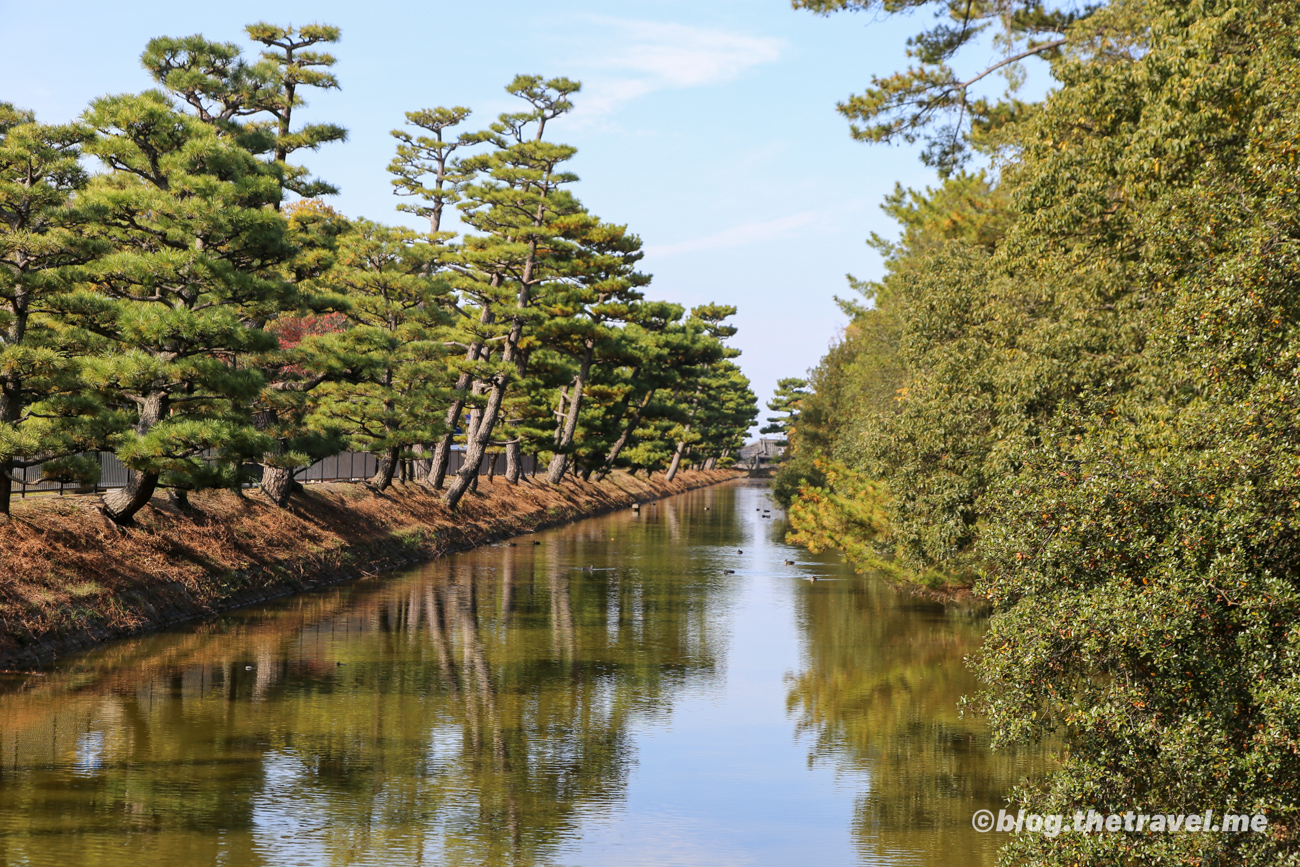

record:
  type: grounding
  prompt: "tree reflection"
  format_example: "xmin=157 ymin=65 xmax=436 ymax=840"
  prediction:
xmin=786 ymin=576 xmax=1053 ymax=867
xmin=0 ymin=518 xmax=726 ymax=867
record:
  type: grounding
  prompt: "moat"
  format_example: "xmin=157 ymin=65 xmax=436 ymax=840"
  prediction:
xmin=0 ymin=481 xmax=1044 ymax=866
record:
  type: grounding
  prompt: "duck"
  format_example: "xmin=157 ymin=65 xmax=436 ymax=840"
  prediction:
xmin=784 ymin=559 xmax=795 ymax=565
xmin=723 ymin=569 xmax=736 ymax=574
xmin=737 ymin=549 xmax=744 ymax=554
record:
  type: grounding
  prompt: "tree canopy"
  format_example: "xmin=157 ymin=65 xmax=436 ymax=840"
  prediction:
xmin=779 ymin=0 xmax=1300 ymax=861
xmin=0 ymin=23 xmax=758 ymax=522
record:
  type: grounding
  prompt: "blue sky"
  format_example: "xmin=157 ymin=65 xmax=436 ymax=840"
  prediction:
xmin=0 ymin=0 xmax=947 ymax=432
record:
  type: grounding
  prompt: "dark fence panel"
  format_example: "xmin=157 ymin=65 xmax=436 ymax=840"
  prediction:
xmin=11 ymin=449 xmax=540 ymax=498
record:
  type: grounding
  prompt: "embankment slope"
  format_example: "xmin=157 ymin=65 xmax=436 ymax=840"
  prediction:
xmin=0 ymin=470 xmax=735 ymax=669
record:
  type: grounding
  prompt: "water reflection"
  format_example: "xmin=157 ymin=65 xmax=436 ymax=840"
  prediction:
xmin=0 ymin=482 xmax=1045 ymax=866
xmin=785 ymin=546 xmax=1052 ymax=866
xmin=0 ymin=502 xmax=731 ymax=867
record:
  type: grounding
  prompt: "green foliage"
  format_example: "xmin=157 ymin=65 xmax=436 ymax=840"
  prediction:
xmin=793 ymin=0 xmax=1090 ymax=172
xmin=796 ymin=0 xmax=1300 ymax=862
xmin=66 ymin=89 xmax=301 ymax=518
xmin=787 ymin=460 xmax=892 ymax=575
xmin=0 ymin=104 xmax=109 ymax=512
xmin=142 ymin=22 xmax=347 ymax=197
xmin=389 ymin=106 xmax=480 ymax=232
xmin=759 ymin=376 xmax=807 ymax=448
xmin=310 ymin=220 xmax=454 ymax=489
xmin=5 ymin=30 xmax=756 ymax=524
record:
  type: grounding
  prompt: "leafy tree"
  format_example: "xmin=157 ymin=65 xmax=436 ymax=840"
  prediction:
xmin=540 ymin=215 xmax=649 ymax=483
xmin=663 ymin=305 xmax=741 ymax=482
xmin=243 ymin=22 xmax=347 ymax=197
xmin=690 ymin=360 xmax=758 ymax=469
xmin=254 ymin=200 xmax=353 ymax=505
xmin=388 ymin=105 xmax=489 ymax=490
xmin=968 ymin=1 xmax=1300 ymax=862
xmin=142 ymin=24 xmax=352 ymax=505
xmin=759 ymin=376 xmax=808 ymax=449
xmin=442 ymin=75 xmax=582 ymax=508
xmin=309 ymin=220 xmax=453 ymax=491
xmin=793 ymin=0 xmax=1093 ymax=172
xmin=67 ymin=91 xmax=299 ymax=523
xmin=0 ymin=105 xmax=107 ymax=515
xmin=389 ymin=106 xmax=479 ymax=232
xmin=581 ymin=302 xmax=685 ymax=480
xmin=782 ymin=170 xmax=1027 ymax=581
xmin=797 ymin=0 xmax=1300 ymax=864
xmin=142 ymin=23 xmax=347 ymax=198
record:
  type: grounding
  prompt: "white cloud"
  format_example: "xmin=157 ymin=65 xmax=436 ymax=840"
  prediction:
xmin=645 ymin=212 xmax=819 ymax=258
xmin=573 ymin=19 xmax=785 ymax=119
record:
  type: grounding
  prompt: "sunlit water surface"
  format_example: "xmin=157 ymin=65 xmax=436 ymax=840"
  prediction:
xmin=0 ymin=481 xmax=1046 ymax=866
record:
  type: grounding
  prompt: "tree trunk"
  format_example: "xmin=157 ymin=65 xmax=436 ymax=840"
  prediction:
xmin=704 ymin=455 xmax=718 ymax=471
xmin=0 ymin=383 xmax=15 ymax=516
xmin=663 ymin=387 xmax=701 ymax=484
xmin=447 ymin=224 xmax=536 ymax=507
xmin=411 ymin=443 xmax=432 ymax=484
xmin=102 ymin=466 xmax=160 ymax=524
xmin=428 ymin=298 xmax=494 ymax=490
xmin=594 ymin=388 xmax=656 ymax=482
xmin=444 ymin=376 xmax=508 ymax=509
xmin=370 ymin=445 xmax=401 ymax=491
xmin=664 ymin=432 xmax=689 ymax=483
xmin=0 ymin=297 xmax=29 ymax=517
xmin=102 ymin=391 xmax=167 ymax=524
xmin=261 ymin=464 xmax=298 ymax=507
xmin=505 ymin=442 xmax=521 ymax=483
xmin=546 ymin=345 xmax=593 ymax=484
xmin=427 ymin=435 xmax=456 ymax=491
xmin=256 ymin=410 xmax=301 ymax=508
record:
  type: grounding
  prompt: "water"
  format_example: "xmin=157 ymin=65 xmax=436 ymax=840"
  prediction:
xmin=0 ymin=481 xmax=1046 ymax=866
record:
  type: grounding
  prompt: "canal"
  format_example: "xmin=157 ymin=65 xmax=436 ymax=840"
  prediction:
xmin=0 ymin=480 xmax=1045 ymax=866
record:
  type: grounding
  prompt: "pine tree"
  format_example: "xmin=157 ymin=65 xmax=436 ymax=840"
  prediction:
xmin=388 ymin=105 xmax=485 ymax=489
xmin=581 ymin=302 xmax=683 ymax=480
xmin=442 ymin=75 xmax=582 ymax=508
xmin=541 ymin=215 xmax=649 ymax=483
xmin=69 ymin=91 xmax=299 ymax=523
xmin=243 ymin=22 xmax=347 ymax=197
xmin=254 ymin=200 xmax=353 ymax=505
xmin=792 ymin=0 xmax=1090 ymax=173
xmin=665 ymin=305 xmax=740 ymax=482
xmin=759 ymin=377 xmax=808 ymax=450
xmin=309 ymin=220 xmax=453 ymax=491
xmin=0 ymin=105 xmax=107 ymax=515
xmin=141 ymin=23 xmax=349 ymax=197
xmin=695 ymin=361 xmax=759 ymax=468
xmin=143 ymin=23 xmax=351 ymax=505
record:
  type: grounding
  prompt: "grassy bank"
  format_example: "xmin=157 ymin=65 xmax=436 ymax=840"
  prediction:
xmin=0 ymin=470 xmax=737 ymax=670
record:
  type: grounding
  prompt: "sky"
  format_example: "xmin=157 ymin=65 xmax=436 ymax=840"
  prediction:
xmin=0 ymin=0 xmax=947 ymax=435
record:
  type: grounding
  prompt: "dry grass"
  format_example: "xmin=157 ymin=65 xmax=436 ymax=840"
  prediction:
xmin=0 ymin=469 xmax=736 ymax=669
